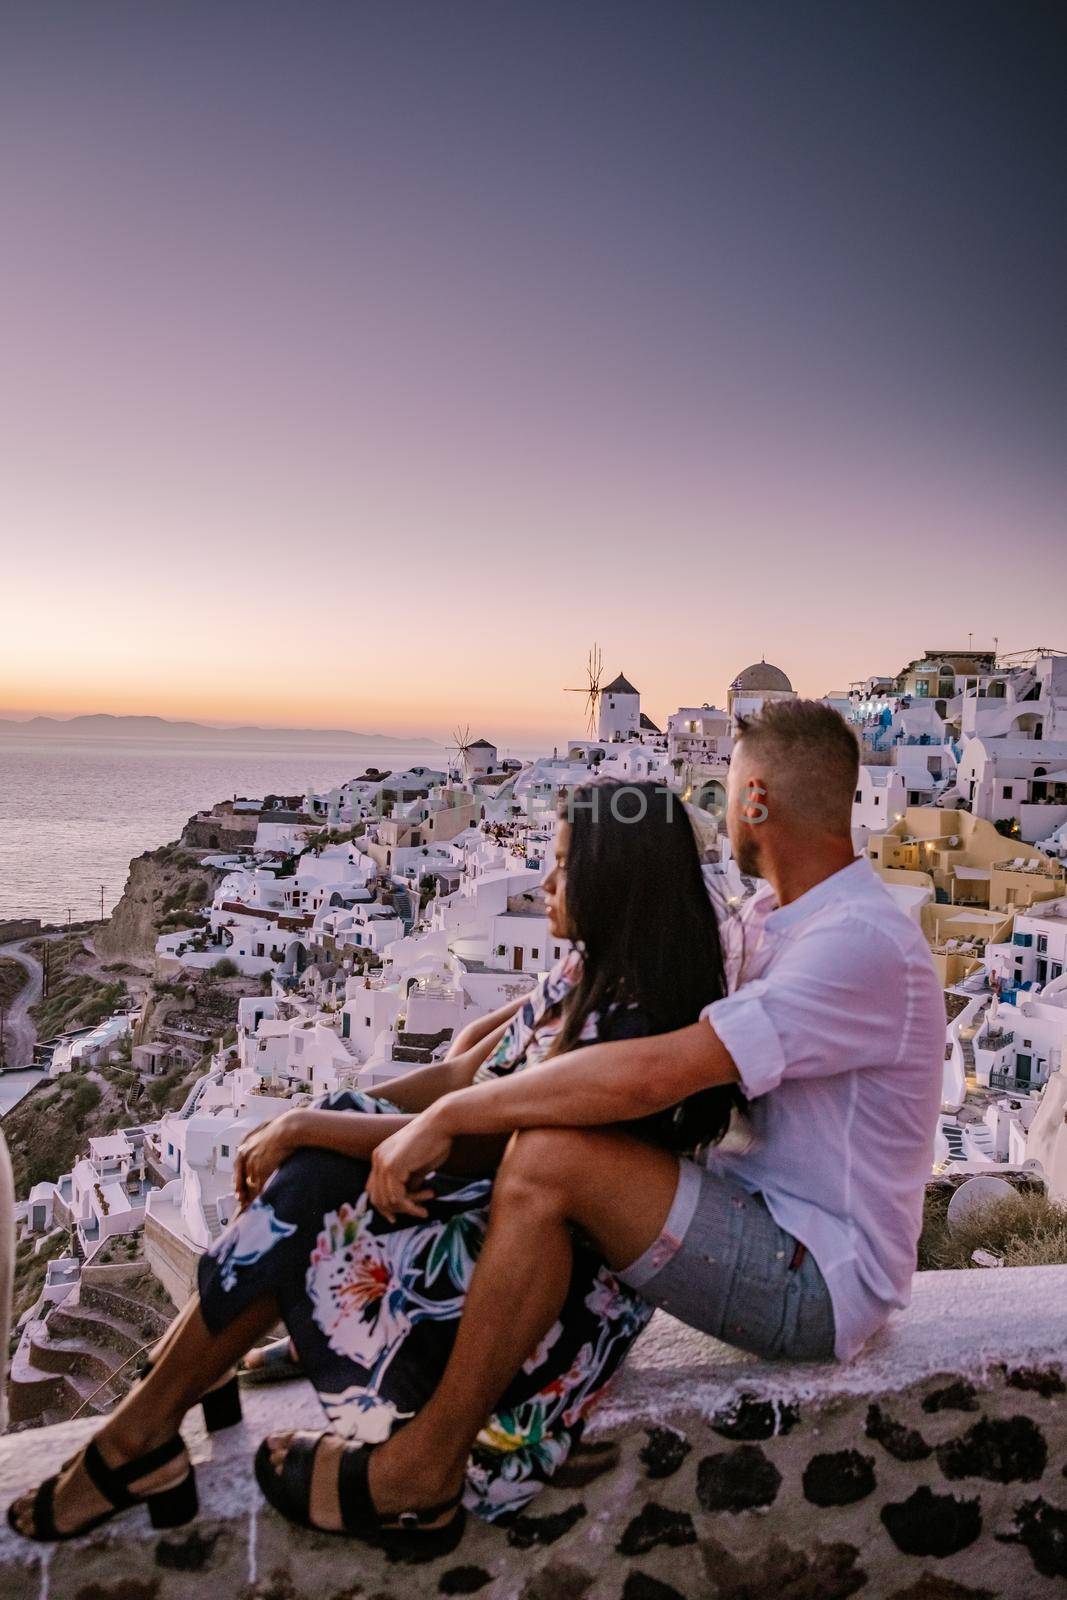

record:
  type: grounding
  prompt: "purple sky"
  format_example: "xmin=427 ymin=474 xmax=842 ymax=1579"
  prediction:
xmin=2 ymin=1 xmax=1065 ymax=740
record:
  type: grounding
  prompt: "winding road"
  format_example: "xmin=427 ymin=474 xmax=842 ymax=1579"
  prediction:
xmin=0 ymin=939 xmax=45 ymax=1070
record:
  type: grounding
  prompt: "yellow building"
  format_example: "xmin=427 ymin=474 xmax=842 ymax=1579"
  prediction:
xmin=868 ymin=807 xmax=1065 ymax=983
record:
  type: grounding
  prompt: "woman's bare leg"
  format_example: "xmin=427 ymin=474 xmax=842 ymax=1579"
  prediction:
xmin=109 ymin=1293 xmax=281 ymax=1453
xmin=9 ymin=1293 xmax=280 ymax=1536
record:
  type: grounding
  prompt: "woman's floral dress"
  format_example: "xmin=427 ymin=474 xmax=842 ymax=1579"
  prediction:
xmin=197 ymin=954 xmax=654 ymax=1521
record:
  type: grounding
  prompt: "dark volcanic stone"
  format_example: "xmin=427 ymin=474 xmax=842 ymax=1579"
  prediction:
xmin=697 ymin=1444 xmax=782 ymax=1512
xmin=936 ymin=1414 xmax=1048 ymax=1483
xmin=865 ymin=1401 xmax=933 ymax=1462
xmin=639 ymin=1426 xmax=691 ymax=1479
xmin=710 ymin=1393 xmax=799 ymax=1439
xmin=621 ymin=1575 xmax=687 ymax=1600
xmin=880 ymin=1486 xmax=982 ymax=1558
xmin=75 ymin=1585 xmax=162 ymax=1600
xmin=700 ymin=1535 xmax=866 ymax=1600
xmin=439 ymin=1568 xmax=493 ymax=1595
xmin=244 ymin=1572 xmax=295 ymax=1600
xmin=555 ymin=1439 xmax=621 ymax=1488
xmin=802 ymin=1450 xmax=877 ymax=1507
xmin=616 ymin=1502 xmax=697 ymax=1557
xmin=922 ymin=1380 xmax=979 ymax=1413
xmin=887 ymin=1579 xmax=995 ymax=1600
xmin=155 ymin=1529 xmax=220 ymax=1571
xmin=506 ymin=1502 xmax=587 ymax=1549
xmin=998 ymin=1497 xmax=1067 ymax=1579
xmin=521 ymin=1564 xmax=595 ymax=1600
xmin=1006 ymin=1365 xmax=1066 ymax=1397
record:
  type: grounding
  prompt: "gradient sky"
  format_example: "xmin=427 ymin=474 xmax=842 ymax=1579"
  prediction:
xmin=2 ymin=1 xmax=1065 ymax=742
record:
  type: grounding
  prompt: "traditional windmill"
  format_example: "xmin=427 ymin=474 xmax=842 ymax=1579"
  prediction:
xmin=450 ymin=724 xmax=475 ymax=780
xmin=565 ymin=644 xmax=604 ymax=738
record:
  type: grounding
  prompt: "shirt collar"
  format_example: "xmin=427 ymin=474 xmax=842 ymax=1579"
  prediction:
xmin=762 ymin=856 xmax=875 ymax=933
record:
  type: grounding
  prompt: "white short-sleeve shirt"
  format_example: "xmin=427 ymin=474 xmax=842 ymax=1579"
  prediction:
xmin=703 ymin=857 xmax=945 ymax=1360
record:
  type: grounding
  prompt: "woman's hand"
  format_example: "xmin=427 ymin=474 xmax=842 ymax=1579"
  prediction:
xmin=233 ymin=1111 xmax=304 ymax=1210
xmin=368 ymin=1106 xmax=453 ymax=1222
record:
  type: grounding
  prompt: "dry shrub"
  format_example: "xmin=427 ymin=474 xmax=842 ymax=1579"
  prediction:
xmin=920 ymin=1188 xmax=1067 ymax=1271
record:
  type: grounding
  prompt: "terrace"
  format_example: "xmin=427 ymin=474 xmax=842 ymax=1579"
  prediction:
xmin=989 ymin=1069 xmax=1037 ymax=1094
xmin=977 ymin=1028 xmax=1015 ymax=1052
xmin=994 ymin=858 xmax=1059 ymax=877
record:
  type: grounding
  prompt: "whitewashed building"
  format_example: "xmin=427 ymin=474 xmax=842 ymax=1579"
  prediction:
xmin=956 ymin=738 xmax=1067 ymax=843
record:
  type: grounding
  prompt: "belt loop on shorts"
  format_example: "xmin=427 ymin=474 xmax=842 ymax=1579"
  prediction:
xmin=788 ymin=1241 xmax=807 ymax=1271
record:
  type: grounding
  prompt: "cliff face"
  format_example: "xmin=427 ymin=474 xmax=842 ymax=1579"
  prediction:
xmin=94 ymin=841 xmax=224 ymax=963
xmin=4 ymin=1072 xmax=127 ymax=1193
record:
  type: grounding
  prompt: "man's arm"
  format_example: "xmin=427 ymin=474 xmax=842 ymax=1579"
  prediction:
xmin=436 ymin=1020 xmax=738 ymax=1136
xmin=367 ymin=1021 xmax=738 ymax=1217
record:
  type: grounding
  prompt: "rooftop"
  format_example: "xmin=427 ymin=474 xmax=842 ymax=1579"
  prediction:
xmin=731 ymin=658 xmax=793 ymax=693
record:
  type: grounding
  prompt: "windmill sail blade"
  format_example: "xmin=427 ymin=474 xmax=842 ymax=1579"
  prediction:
xmin=451 ymin=724 xmax=474 ymax=773
xmin=566 ymin=643 xmax=604 ymax=738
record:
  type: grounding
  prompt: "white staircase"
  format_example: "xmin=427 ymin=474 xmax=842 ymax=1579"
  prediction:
xmin=201 ymin=1200 xmax=224 ymax=1241
xmin=940 ymin=1120 xmax=967 ymax=1162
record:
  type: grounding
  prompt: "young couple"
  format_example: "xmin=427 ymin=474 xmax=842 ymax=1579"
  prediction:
xmin=9 ymin=700 xmax=944 ymax=1557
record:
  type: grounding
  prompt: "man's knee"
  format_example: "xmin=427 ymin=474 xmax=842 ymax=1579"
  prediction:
xmin=494 ymin=1127 xmax=596 ymax=1207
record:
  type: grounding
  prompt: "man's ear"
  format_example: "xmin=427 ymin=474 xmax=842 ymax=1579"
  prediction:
xmin=742 ymin=775 xmax=768 ymax=825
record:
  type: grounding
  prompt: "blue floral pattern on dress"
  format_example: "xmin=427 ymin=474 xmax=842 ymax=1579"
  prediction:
xmin=206 ymin=1197 xmax=298 ymax=1292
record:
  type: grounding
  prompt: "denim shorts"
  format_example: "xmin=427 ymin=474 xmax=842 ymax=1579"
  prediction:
xmin=617 ymin=1158 xmax=836 ymax=1362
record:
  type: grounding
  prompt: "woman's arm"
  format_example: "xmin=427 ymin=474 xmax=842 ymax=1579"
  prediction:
xmin=383 ymin=1017 xmax=514 ymax=1111
xmin=234 ymin=1107 xmax=411 ymax=1206
xmin=444 ymin=994 xmax=526 ymax=1060
xmin=286 ymin=1109 xmax=504 ymax=1177
xmin=234 ymin=1014 xmax=519 ymax=1205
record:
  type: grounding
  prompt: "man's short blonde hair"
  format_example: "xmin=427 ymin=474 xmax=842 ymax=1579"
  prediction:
xmin=735 ymin=699 xmax=860 ymax=832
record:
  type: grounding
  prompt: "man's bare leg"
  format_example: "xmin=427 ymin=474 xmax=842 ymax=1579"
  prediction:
xmin=267 ymin=1127 xmax=680 ymax=1524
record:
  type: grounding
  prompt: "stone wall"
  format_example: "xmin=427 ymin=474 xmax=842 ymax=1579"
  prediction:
xmin=181 ymin=817 xmax=259 ymax=851
xmin=1 ymin=1266 xmax=1066 ymax=1599
xmin=0 ymin=919 xmax=42 ymax=944
xmin=142 ymin=1212 xmax=201 ymax=1307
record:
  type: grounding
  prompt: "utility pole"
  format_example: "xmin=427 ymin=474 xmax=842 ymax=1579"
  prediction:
xmin=100 ymin=884 xmax=106 ymax=922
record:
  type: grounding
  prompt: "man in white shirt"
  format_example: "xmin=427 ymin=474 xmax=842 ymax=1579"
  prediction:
xmin=317 ymin=701 xmax=946 ymax=1524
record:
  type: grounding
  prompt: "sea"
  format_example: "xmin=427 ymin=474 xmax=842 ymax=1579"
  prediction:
xmin=0 ymin=730 xmax=492 ymax=925
xmin=0 ymin=1071 xmax=40 ymax=1117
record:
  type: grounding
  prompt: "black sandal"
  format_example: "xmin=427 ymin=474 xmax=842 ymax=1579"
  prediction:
xmin=238 ymin=1337 xmax=306 ymax=1387
xmin=8 ymin=1435 xmax=197 ymax=1543
xmin=253 ymin=1432 xmax=466 ymax=1558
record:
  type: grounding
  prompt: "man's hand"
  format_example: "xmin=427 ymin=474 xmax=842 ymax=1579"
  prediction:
xmin=233 ymin=1111 xmax=304 ymax=1210
xmin=368 ymin=1106 xmax=452 ymax=1222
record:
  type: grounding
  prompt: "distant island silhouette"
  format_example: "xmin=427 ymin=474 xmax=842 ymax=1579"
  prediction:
xmin=0 ymin=713 xmax=441 ymax=745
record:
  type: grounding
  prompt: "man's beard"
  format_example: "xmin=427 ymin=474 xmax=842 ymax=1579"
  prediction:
xmin=733 ymin=831 xmax=761 ymax=877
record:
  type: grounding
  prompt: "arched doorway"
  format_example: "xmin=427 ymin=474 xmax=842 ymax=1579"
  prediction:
xmin=694 ymin=780 xmax=727 ymax=819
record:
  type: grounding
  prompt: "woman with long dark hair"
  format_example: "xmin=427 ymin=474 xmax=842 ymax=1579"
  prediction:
xmin=10 ymin=781 xmax=740 ymax=1552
